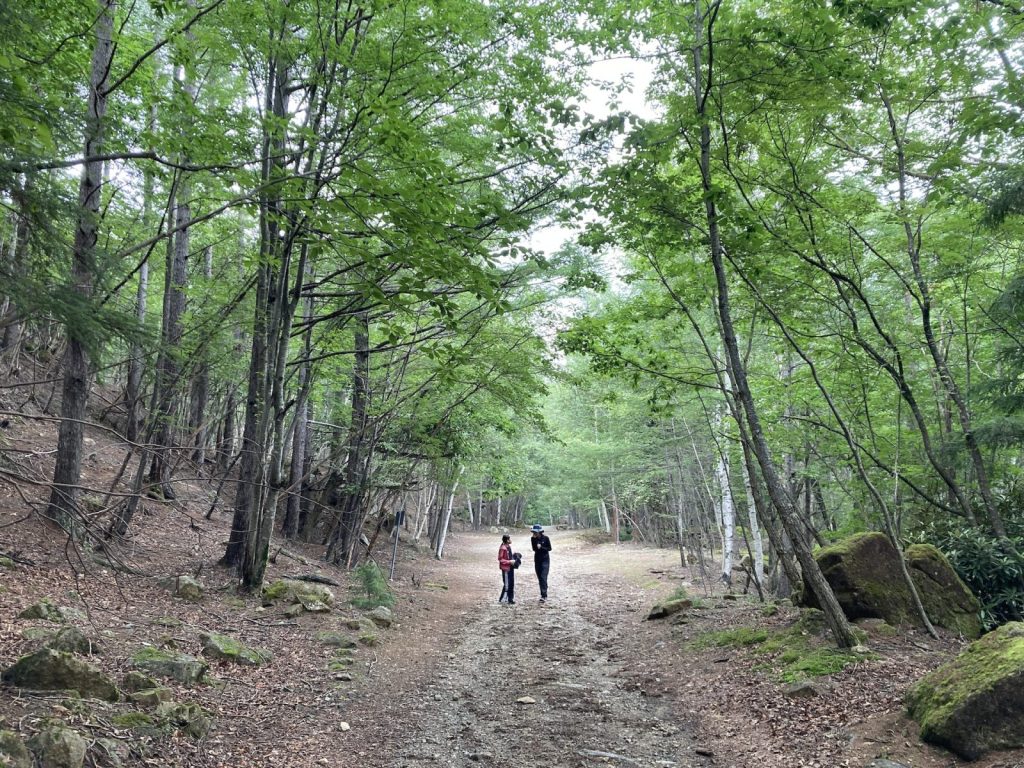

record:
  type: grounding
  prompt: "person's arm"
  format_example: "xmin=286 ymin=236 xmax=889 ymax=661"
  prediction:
xmin=531 ymin=537 xmax=539 ymax=552
xmin=544 ymin=536 xmax=552 ymax=552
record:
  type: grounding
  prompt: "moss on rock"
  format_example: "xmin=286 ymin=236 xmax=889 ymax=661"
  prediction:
xmin=907 ymin=621 xmax=1024 ymax=759
xmin=28 ymin=724 xmax=87 ymax=768
xmin=131 ymin=647 xmax=207 ymax=686
xmin=2 ymin=649 xmax=118 ymax=701
xmin=199 ymin=633 xmax=271 ymax=667
xmin=807 ymin=533 xmax=982 ymax=637
xmin=0 ymin=729 xmax=31 ymax=768
xmin=905 ymin=544 xmax=982 ymax=639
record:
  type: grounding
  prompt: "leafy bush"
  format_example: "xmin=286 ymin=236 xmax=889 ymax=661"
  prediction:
xmin=926 ymin=527 xmax=1024 ymax=630
xmin=915 ymin=497 xmax=1024 ymax=631
xmin=351 ymin=561 xmax=394 ymax=610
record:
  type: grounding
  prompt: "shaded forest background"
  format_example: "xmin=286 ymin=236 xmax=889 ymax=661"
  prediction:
xmin=2 ymin=0 xmax=1024 ymax=636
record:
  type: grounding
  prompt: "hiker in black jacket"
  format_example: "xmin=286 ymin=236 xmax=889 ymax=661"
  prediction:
xmin=530 ymin=524 xmax=552 ymax=603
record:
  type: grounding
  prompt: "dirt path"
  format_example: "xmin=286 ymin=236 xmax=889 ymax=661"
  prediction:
xmin=348 ymin=531 xmax=708 ymax=768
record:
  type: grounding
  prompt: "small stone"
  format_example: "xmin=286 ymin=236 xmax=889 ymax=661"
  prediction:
xmin=316 ymin=632 xmax=357 ymax=649
xmin=367 ymin=606 xmax=394 ymax=628
xmin=333 ymin=672 xmax=353 ymax=681
xmin=0 ymin=556 xmax=15 ymax=569
xmin=869 ymin=761 xmax=910 ymax=768
xmin=128 ymin=687 xmax=174 ymax=707
xmin=516 ymin=696 xmax=536 ymax=705
xmin=159 ymin=575 xmax=204 ymax=602
xmin=121 ymin=671 xmax=157 ymax=693
xmin=200 ymin=632 xmax=271 ymax=667
xmin=131 ymin=647 xmax=207 ymax=686
xmin=339 ymin=722 xmax=351 ymax=732
xmin=2 ymin=649 xmax=118 ymax=700
xmin=783 ymin=681 xmax=827 ymax=699
xmin=47 ymin=627 xmax=101 ymax=656
xmin=18 ymin=599 xmax=65 ymax=623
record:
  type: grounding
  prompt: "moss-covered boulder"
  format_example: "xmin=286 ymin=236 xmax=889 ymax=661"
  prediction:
xmin=907 ymin=622 xmax=1024 ymax=759
xmin=261 ymin=579 xmax=335 ymax=608
xmin=316 ymin=632 xmax=357 ymax=649
xmin=159 ymin=575 xmax=204 ymax=603
xmin=47 ymin=627 xmax=101 ymax=656
xmin=345 ymin=616 xmax=377 ymax=633
xmin=199 ymin=633 xmax=270 ymax=667
xmin=806 ymin=532 xmax=915 ymax=624
xmin=0 ymin=556 xmax=15 ymax=569
xmin=110 ymin=712 xmax=168 ymax=738
xmin=155 ymin=701 xmax=212 ymax=739
xmin=18 ymin=599 xmax=66 ymax=623
xmin=28 ymin=725 xmax=87 ymax=768
xmin=120 ymin=670 xmax=157 ymax=693
xmin=905 ymin=544 xmax=982 ymax=639
xmin=131 ymin=647 xmax=207 ymax=686
xmin=806 ymin=533 xmax=981 ymax=636
xmin=127 ymin=687 xmax=174 ymax=707
xmin=367 ymin=606 xmax=394 ymax=628
xmin=646 ymin=597 xmax=692 ymax=620
xmin=0 ymin=729 xmax=32 ymax=768
xmin=2 ymin=649 xmax=118 ymax=701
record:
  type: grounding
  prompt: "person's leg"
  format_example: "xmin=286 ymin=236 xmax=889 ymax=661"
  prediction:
xmin=500 ymin=571 xmax=508 ymax=602
xmin=538 ymin=560 xmax=549 ymax=600
xmin=508 ymin=569 xmax=515 ymax=603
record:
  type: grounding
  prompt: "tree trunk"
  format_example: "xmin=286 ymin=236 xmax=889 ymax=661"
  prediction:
xmin=327 ymin=309 xmax=372 ymax=567
xmin=434 ymin=465 xmax=464 ymax=559
xmin=189 ymin=245 xmax=213 ymax=465
xmin=692 ymin=0 xmax=856 ymax=647
xmin=46 ymin=0 xmax=116 ymax=530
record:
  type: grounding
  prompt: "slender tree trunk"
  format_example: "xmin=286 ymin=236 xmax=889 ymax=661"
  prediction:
xmin=715 ymin=432 xmax=735 ymax=583
xmin=47 ymin=0 xmax=116 ymax=530
xmin=434 ymin=465 xmax=464 ymax=559
xmin=1 ymin=177 xmax=31 ymax=357
xmin=327 ymin=309 xmax=371 ymax=566
xmin=881 ymin=92 xmax=1005 ymax=539
xmin=692 ymin=0 xmax=855 ymax=647
xmin=188 ymin=245 xmax=213 ymax=465
xmin=284 ymin=273 xmax=313 ymax=539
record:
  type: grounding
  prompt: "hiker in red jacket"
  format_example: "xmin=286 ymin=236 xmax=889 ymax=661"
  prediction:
xmin=498 ymin=534 xmax=516 ymax=604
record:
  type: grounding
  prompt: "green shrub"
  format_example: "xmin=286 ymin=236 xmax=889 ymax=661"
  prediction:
xmin=916 ymin=512 xmax=1024 ymax=630
xmin=351 ymin=562 xmax=394 ymax=610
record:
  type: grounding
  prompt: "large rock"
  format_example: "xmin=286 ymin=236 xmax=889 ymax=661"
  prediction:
xmin=905 ymin=544 xmax=982 ymax=639
xmin=262 ymin=579 xmax=335 ymax=608
xmin=159 ymin=575 xmax=204 ymax=602
xmin=806 ymin=533 xmax=981 ymax=635
xmin=28 ymin=725 xmax=87 ymax=768
xmin=0 ymin=729 xmax=31 ymax=768
xmin=2 ymin=649 xmax=118 ymax=701
xmin=907 ymin=622 xmax=1024 ymax=759
xmin=18 ymin=599 xmax=69 ymax=623
xmin=199 ymin=633 xmax=271 ymax=667
xmin=47 ymin=627 xmax=102 ymax=656
xmin=131 ymin=647 xmax=207 ymax=686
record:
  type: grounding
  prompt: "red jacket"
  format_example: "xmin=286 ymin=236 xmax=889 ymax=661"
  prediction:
xmin=498 ymin=543 xmax=515 ymax=572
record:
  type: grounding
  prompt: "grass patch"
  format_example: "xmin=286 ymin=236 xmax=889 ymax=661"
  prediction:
xmin=691 ymin=616 xmax=872 ymax=683
xmin=778 ymin=647 xmax=860 ymax=682
xmin=693 ymin=627 xmax=770 ymax=648
xmin=351 ymin=562 xmax=394 ymax=610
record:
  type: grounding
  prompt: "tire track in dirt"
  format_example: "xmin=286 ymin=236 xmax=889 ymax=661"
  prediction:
xmin=356 ymin=532 xmax=711 ymax=768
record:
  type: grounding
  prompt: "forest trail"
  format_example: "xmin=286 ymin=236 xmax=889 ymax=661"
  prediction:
xmin=349 ymin=531 xmax=709 ymax=768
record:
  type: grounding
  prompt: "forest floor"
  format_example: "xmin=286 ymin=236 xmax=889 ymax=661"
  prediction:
xmin=1 ymin=382 xmax=1023 ymax=767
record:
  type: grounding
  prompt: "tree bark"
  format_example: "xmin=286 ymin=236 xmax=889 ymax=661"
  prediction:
xmin=47 ymin=0 xmax=116 ymax=530
xmin=691 ymin=0 xmax=856 ymax=647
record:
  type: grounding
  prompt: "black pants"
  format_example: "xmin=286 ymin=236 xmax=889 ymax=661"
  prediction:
xmin=500 ymin=569 xmax=515 ymax=603
xmin=535 ymin=559 xmax=549 ymax=599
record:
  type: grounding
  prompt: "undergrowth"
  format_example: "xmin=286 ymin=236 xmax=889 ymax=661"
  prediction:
xmin=692 ymin=613 xmax=869 ymax=682
xmin=351 ymin=561 xmax=394 ymax=609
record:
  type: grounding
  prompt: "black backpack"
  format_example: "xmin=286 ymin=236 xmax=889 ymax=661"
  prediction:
xmin=512 ymin=552 xmax=522 ymax=569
